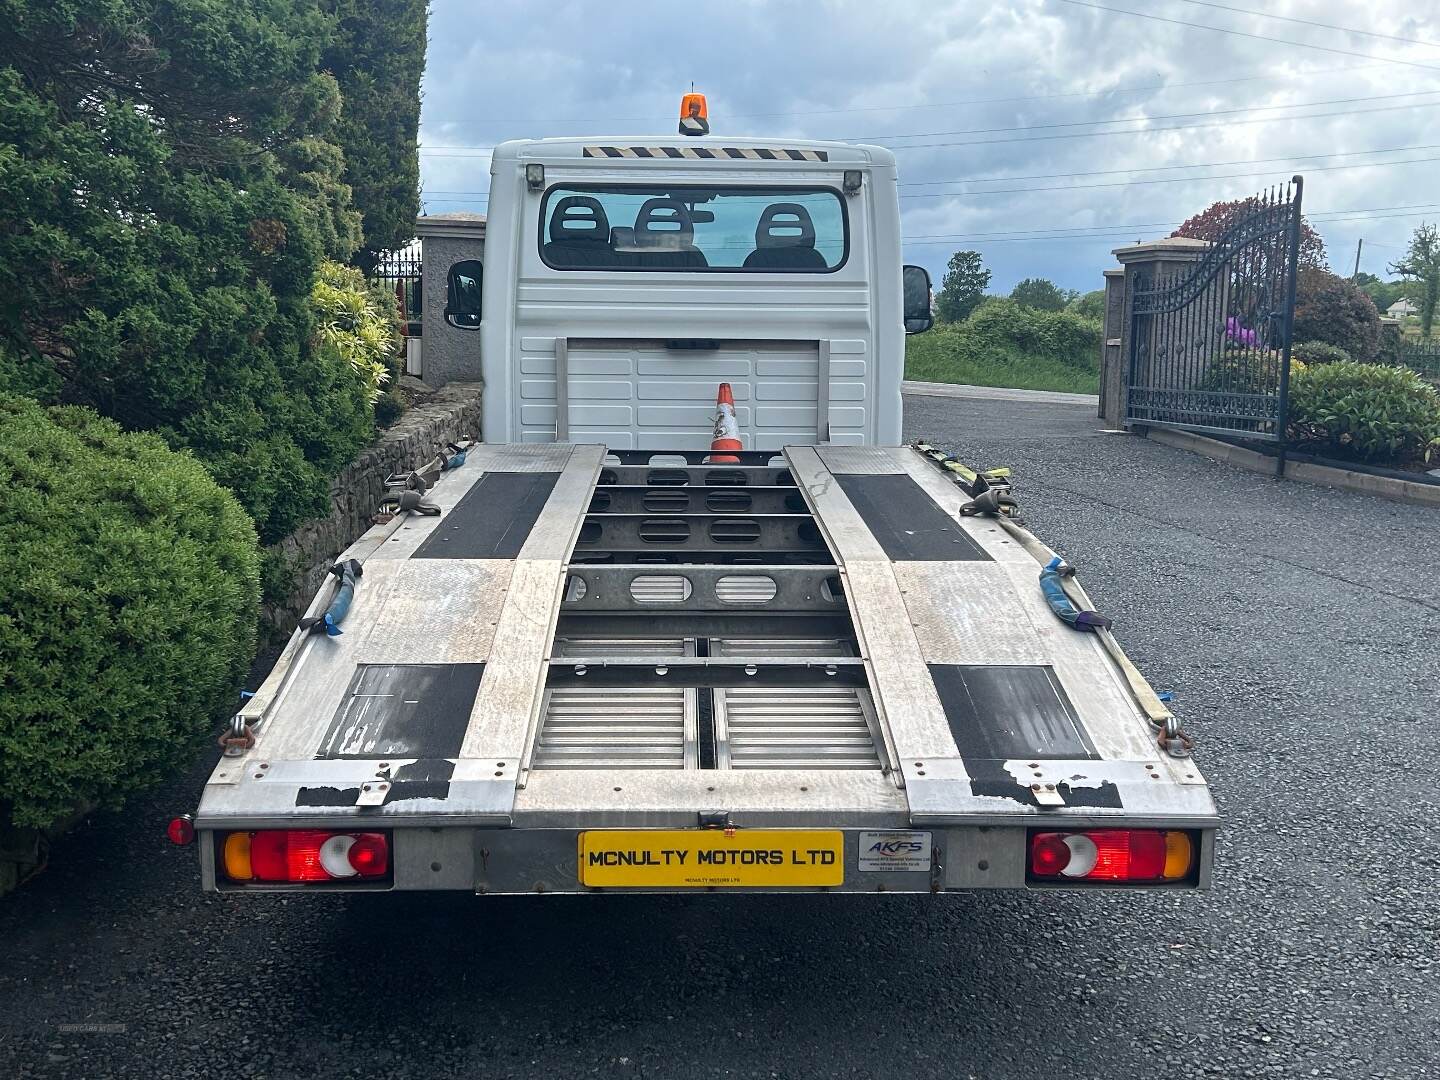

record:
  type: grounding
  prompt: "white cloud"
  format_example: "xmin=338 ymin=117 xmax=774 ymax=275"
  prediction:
xmin=419 ymin=0 xmax=1440 ymax=290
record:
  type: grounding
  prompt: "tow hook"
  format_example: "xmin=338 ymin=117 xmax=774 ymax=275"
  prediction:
xmin=699 ymin=811 xmax=735 ymax=836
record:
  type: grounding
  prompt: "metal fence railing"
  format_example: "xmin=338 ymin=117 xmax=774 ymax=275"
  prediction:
xmin=1397 ymin=338 xmax=1440 ymax=379
xmin=370 ymin=244 xmax=422 ymax=339
xmin=369 ymin=243 xmax=422 ymax=378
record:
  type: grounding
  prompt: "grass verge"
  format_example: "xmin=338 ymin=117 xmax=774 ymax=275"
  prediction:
xmin=906 ymin=334 xmax=1100 ymax=395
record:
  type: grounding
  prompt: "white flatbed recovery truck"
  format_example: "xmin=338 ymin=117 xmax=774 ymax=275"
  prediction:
xmin=187 ymin=101 xmax=1216 ymax=894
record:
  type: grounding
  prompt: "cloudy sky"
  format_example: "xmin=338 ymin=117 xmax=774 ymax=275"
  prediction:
xmin=417 ymin=0 xmax=1440 ymax=294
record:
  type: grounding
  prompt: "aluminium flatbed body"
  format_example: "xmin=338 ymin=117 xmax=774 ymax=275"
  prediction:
xmin=192 ymin=442 xmax=1217 ymax=894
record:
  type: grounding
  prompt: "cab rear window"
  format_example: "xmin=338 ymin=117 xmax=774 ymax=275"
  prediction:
xmin=538 ymin=185 xmax=847 ymax=272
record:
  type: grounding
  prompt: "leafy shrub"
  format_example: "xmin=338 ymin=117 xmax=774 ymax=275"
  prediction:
xmin=1196 ymin=349 xmax=1303 ymax=402
xmin=1291 ymin=341 xmax=1351 ymax=366
xmin=0 ymin=398 xmax=260 ymax=829
xmin=1287 ymin=361 xmax=1440 ymax=464
xmin=1292 ymin=269 xmax=1382 ymax=362
xmin=906 ymin=299 xmax=1103 ymax=393
xmin=963 ymin=299 xmax=1101 ymax=371
xmin=1070 ymin=289 xmax=1107 ymax=320
xmin=311 ymin=260 xmax=401 ymax=404
xmin=374 ymin=386 xmax=407 ymax=428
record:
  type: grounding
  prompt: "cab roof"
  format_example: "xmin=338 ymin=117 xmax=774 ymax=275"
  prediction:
xmin=490 ymin=135 xmax=893 ymax=168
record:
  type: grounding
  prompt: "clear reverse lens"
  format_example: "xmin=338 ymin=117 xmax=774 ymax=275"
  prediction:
xmin=318 ymin=834 xmax=359 ymax=878
xmin=1060 ymin=834 xmax=1099 ymax=877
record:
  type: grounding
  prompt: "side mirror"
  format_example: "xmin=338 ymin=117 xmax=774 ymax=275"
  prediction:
xmin=902 ymin=264 xmax=934 ymax=334
xmin=444 ymin=260 xmax=483 ymax=330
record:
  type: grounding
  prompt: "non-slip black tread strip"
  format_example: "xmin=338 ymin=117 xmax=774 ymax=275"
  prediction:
xmin=411 ymin=471 xmax=562 ymax=560
xmin=315 ymin=663 xmax=485 ymax=760
xmin=834 ymin=473 xmax=990 ymax=562
xmin=928 ymin=664 xmax=1098 ymax=762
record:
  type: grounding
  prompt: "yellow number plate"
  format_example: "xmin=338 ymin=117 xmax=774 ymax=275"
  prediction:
xmin=578 ymin=830 xmax=845 ymax=888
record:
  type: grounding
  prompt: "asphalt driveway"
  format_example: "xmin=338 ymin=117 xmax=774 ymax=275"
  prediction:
xmin=3 ymin=389 xmax=1436 ymax=1079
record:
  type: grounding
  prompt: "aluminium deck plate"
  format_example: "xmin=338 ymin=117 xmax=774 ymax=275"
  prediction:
xmin=198 ymin=443 xmax=603 ymax=825
xmin=789 ymin=444 xmax=1209 ymax=814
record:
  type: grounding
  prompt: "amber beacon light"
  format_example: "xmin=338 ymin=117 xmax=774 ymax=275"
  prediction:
xmin=679 ymin=92 xmax=709 ymax=136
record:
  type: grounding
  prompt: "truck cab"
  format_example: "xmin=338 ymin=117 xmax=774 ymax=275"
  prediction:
xmin=444 ymin=134 xmax=932 ymax=449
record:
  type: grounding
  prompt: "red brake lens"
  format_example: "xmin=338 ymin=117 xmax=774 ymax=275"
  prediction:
xmin=1029 ymin=829 xmax=1193 ymax=883
xmin=1030 ymin=833 xmax=1071 ymax=876
xmin=239 ymin=830 xmax=390 ymax=883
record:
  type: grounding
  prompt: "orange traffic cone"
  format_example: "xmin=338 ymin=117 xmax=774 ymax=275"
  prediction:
xmin=709 ymin=382 xmax=742 ymax=463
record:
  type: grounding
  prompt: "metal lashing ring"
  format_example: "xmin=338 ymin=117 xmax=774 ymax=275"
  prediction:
xmin=218 ymin=715 xmax=256 ymax=756
xmin=1158 ymin=716 xmax=1195 ymax=759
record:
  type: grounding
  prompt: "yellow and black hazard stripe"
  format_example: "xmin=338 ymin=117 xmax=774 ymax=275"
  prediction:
xmin=582 ymin=145 xmax=829 ymax=162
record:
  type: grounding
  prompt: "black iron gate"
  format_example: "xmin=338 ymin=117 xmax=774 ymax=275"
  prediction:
xmin=1126 ymin=177 xmax=1303 ymax=449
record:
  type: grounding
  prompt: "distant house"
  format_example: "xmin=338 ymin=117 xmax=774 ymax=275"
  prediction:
xmin=1387 ymin=298 xmax=1418 ymax=318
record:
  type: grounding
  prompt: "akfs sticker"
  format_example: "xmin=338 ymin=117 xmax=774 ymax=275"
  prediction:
xmin=857 ymin=831 xmax=932 ymax=872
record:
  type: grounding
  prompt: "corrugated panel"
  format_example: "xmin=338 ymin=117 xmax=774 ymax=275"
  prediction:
xmin=558 ymin=341 xmax=824 ymax=451
xmin=713 ymin=639 xmax=883 ymax=770
xmin=718 ymin=687 xmax=881 ymax=770
xmin=533 ymin=689 xmax=691 ymax=769
xmin=533 ymin=639 xmax=695 ymax=769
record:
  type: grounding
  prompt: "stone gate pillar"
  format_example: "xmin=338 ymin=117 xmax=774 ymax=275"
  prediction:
xmin=415 ymin=212 xmax=487 ymax=388
xmin=1100 ymin=237 xmax=1212 ymax=429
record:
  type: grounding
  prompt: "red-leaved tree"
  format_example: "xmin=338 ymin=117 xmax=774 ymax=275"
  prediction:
xmin=1173 ymin=197 xmax=1328 ymax=271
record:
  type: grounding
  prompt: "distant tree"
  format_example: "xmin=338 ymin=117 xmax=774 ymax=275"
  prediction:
xmin=1356 ymin=276 xmax=1406 ymax=314
xmin=1009 ymin=278 xmax=1074 ymax=312
xmin=1390 ymin=223 xmax=1440 ymax=338
xmin=1070 ymin=289 xmax=1106 ymax=320
xmin=1173 ymin=196 xmax=1328 ymax=271
xmin=322 ymin=0 xmax=428 ymax=274
xmin=936 ymin=250 xmax=991 ymax=323
xmin=1292 ymin=269 xmax=1381 ymax=361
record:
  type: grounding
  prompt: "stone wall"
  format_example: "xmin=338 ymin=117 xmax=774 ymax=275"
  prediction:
xmin=261 ymin=382 xmax=483 ymax=636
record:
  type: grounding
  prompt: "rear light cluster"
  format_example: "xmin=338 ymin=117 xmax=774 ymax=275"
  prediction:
xmin=1028 ymin=829 xmax=1195 ymax=884
xmin=222 ymin=830 xmax=390 ymax=884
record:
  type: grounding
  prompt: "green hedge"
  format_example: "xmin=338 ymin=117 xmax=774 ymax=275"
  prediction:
xmin=906 ymin=299 xmax=1101 ymax=394
xmin=1292 ymin=269 xmax=1382 ymax=362
xmin=1290 ymin=341 xmax=1351 ymax=366
xmin=1287 ymin=361 xmax=1440 ymax=465
xmin=965 ymin=299 xmax=1101 ymax=368
xmin=0 ymin=398 xmax=260 ymax=829
xmin=1198 ymin=349 xmax=1302 ymax=398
